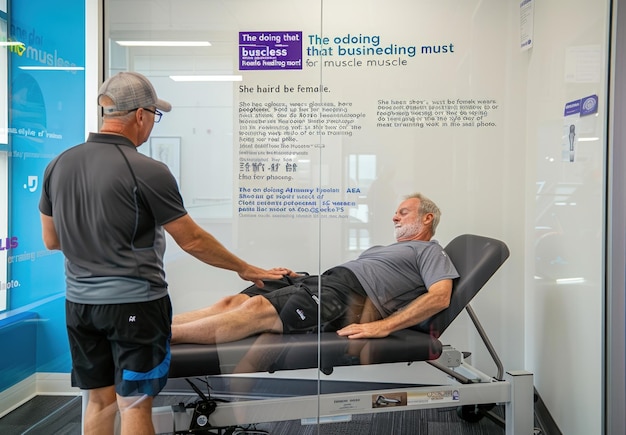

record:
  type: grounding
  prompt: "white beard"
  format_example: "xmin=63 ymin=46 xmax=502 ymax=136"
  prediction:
xmin=394 ymin=221 xmax=423 ymax=241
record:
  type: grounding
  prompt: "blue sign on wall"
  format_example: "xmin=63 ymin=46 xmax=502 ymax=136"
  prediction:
xmin=3 ymin=0 xmax=85 ymax=379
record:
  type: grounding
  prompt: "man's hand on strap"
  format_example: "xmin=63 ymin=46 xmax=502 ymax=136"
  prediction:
xmin=238 ymin=266 xmax=297 ymax=288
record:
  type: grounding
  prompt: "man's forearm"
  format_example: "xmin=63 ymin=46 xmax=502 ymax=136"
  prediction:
xmin=338 ymin=281 xmax=453 ymax=339
xmin=165 ymin=214 xmax=248 ymax=273
xmin=377 ymin=281 xmax=452 ymax=333
xmin=381 ymin=296 xmax=445 ymax=332
xmin=183 ymin=230 xmax=248 ymax=273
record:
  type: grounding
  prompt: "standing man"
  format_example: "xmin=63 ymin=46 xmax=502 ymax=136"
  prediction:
xmin=39 ymin=71 xmax=291 ymax=435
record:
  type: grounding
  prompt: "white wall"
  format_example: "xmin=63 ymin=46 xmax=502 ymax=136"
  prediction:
xmin=523 ymin=1 xmax=609 ymax=434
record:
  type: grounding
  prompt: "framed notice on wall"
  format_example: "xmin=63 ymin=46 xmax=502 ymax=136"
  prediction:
xmin=150 ymin=136 xmax=181 ymax=187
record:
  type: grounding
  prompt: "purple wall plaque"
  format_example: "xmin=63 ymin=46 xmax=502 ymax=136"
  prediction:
xmin=239 ymin=31 xmax=303 ymax=70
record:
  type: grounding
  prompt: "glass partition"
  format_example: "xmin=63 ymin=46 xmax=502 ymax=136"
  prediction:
xmin=103 ymin=1 xmax=609 ymax=433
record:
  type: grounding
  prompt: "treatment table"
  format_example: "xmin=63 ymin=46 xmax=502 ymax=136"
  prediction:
xmin=120 ymin=234 xmax=533 ymax=434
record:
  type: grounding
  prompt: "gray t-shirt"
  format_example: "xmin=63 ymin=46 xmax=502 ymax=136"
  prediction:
xmin=39 ymin=133 xmax=187 ymax=304
xmin=340 ymin=240 xmax=459 ymax=318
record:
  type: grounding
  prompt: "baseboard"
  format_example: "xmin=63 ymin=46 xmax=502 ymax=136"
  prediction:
xmin=0 ymin=373 xmax=78 ymax=419
xmin=0 ymin=374 xmax=37 ymax=418
xmin=35 ymin=372 xmax=79 ymax=396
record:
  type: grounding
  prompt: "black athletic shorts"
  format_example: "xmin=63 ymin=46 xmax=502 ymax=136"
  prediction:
xmin=241 ymin=267 xmax=367 ymax=333
xmin=65 ymin=295 xmax=172 ymax=397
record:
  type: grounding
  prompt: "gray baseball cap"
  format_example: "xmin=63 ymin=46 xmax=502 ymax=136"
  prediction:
xmin=98 ymin=71 xmax=172 ymax=114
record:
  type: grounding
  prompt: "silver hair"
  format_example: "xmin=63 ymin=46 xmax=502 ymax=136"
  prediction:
xmin=404 ymin=192 xmax=441 ymax=235
xmin=99 ymin=95 xmax=137 ymax=120
xmin=102 ymin=110 xmax=136 ymax=121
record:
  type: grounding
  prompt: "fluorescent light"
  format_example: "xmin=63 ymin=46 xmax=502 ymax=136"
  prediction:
xmin=116 ymin=40 xmax=211 ymax=47
xmin=170 ymin=75 xmax=242 ymax=82
xmin=19 ymin=66 xmax=85 ymax=71
xmin=0 ymin=41 xmax=24 ymax=47
xmin=556 ymin=277 xmax=585 ymax=285
xmin=578 ymin=137 xmax=599 ymax=142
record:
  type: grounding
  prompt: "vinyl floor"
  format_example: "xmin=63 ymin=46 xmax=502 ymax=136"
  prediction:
xmin=0 ymin=393 xmax=546 ymax=435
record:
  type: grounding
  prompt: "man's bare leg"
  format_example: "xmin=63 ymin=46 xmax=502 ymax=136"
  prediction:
xmin=83 ymin=386 xmax=118 ymax=435
xmin=172 ymin=294 xmax=251 ymax=325
xmin=171 ymin=295 xmax=282 ymax=344
xmin=117 ymin=394 xmax=155 ymax=435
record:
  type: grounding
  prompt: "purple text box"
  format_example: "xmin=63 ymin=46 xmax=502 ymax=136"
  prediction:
xmin=239 ymin=31 xmax=302 ymax=70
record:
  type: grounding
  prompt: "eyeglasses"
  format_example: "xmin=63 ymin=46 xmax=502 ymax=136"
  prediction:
xmin=142 ymin=107 xmax=163 ymax=123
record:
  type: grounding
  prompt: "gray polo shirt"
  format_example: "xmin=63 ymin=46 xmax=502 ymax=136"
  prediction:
xmin=39 ymin=133 xmax=187 ymax=304
xmin=340 ymin=240 xmax=459 ymax=318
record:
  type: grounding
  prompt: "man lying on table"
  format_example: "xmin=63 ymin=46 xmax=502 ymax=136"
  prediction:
xmin=171 ymin=192 xmax=459 ymax=345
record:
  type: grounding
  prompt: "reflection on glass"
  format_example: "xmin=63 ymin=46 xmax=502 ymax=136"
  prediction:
xmin=0 ymin=15 xmax=7 ymax=144
xmin=0 ymin=13 xmax=7 ymax=312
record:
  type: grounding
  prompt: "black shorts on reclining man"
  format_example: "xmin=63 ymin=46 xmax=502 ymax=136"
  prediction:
xmin=241 ymin=267 xmax=367 ymax=333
